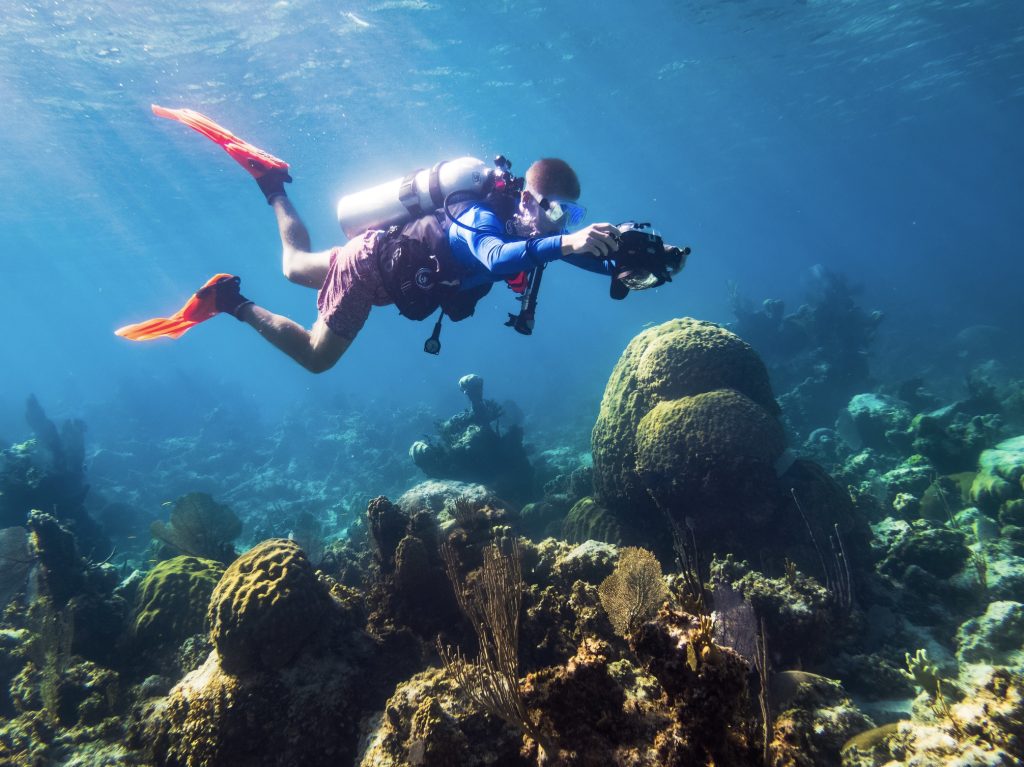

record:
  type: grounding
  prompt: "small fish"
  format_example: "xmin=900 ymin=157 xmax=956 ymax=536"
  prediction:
xmin=161 ymin=501 xmax=173 ymax=507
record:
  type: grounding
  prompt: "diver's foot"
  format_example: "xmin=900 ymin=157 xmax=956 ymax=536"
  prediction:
xmin=196 ymin=275 xmax=253 ymax=319
xmin=255 ymin=167 xmax=292 ymax=205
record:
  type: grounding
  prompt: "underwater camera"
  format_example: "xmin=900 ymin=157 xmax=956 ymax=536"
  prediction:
xmin=610 ymin=222 xmax=690 ymax=300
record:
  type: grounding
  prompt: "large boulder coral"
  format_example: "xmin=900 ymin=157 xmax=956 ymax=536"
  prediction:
xmin=592 ymin=318 xmax=781 ymax=546
xmin=207 ymin=538 xmax=329 ymax=674
xmin=636 ymin=389 xmax=786 ymax=539
xmin=146 ymin=634 xmax=376 ymax=767
xmin=591 ymin=318 xmax=869 ymax=573
xmin=593 ymin=318 xmax=779 ymax=514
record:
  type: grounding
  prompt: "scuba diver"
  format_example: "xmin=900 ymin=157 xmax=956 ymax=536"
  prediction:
xmin=117 ymin=107 xmax=690 ymax=370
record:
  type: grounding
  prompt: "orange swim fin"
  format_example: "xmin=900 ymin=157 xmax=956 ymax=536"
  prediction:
xmin=115 ymin=274 xmax=234 ymax=342
xmin=151 ymin=104 xmax=290 ymax=179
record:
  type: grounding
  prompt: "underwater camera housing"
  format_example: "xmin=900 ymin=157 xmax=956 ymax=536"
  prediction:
xmin=610 ymin=222 xmax=690 ymax=300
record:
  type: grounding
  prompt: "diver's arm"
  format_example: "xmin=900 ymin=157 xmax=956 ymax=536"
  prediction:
xmin=561 ymin=253 xmax=615 ymax=275
xmin=468 ymin=231 xmax=563 ymax=275
xmin=237 ymin=305 xmax=350 ymax=373
xmin=456 ymin=208 xmax=562 ymax=275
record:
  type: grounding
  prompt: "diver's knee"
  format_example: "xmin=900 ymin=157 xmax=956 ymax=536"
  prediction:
xmin=305 ymin=354 xmax=336 ymax=374
xmin=281 ymin=252 xmax=306 ymax=285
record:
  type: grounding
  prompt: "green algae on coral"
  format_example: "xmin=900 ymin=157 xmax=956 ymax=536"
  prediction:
xmin=133 ymin=555 xmax=225 ymax=648
xmin=562 ymin=496 xmax=622 ymax=545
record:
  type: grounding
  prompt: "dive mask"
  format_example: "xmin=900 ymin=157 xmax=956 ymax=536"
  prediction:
xmin=529 ymin=187 xmax=586 ymax=230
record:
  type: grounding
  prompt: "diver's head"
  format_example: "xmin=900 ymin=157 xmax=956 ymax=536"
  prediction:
xmin=515 ymin=158 xmax=586 ymax=236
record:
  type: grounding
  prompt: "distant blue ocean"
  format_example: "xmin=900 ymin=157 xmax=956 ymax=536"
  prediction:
xmin=2 ymin=0 xmax=1022 ymax=435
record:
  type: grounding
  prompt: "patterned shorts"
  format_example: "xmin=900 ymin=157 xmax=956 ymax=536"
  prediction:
xmin=316 ymin=231 xmax=393 ymax=340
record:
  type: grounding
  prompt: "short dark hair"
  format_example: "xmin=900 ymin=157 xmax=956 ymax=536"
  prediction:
xmin=526 ymin=158 xmax=580 ymax=200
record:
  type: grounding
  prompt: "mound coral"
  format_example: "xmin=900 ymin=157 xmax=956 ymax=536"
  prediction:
xmin=591 ymin=318 xmax=785 ymax=551
xmin=592 ymin=318 xmax=779 ymax=517
xmin=971 ymin=435 xmax=1024 ymax=514
xmin=133 ymin=556 xmax=225 ymax=649
xmin=207 ymin=538 xmax=328 ymax=673
xmin=635 ymin=389 xmax=786 ymax=537
xmin=562 ymin=496 xmax=622 ymax=545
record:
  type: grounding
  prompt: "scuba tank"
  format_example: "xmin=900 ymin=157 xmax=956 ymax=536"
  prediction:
xmin=337 ymin=157 xmax=497 ymax=238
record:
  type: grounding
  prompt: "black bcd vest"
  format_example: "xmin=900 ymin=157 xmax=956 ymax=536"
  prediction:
xmin=377 ymin=197 xmax=516 ymax=322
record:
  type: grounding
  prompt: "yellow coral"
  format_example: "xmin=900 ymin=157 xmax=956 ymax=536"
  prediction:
xmin=207 ymin=538 xmax=328 ymax=673
xmin=598 ymin=547 xmax=669 ymax=637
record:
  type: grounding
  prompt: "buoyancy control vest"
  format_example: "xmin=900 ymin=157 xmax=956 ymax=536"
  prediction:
xmin=377 ymin=193 xmax=523 ymax=322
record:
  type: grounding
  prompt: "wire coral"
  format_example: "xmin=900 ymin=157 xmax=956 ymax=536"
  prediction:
xmin=597 ymin=546 xmax=670 ymax=637
xmin=437 ymin=538 xmax=556 ymax=759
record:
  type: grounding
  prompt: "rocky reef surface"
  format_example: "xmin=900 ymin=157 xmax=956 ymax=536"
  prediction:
xmin=2 ymin=312 xmax=1023 ymax=766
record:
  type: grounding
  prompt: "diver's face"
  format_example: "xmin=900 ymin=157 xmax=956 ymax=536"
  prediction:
xmin=518 ymin=189 xmax=572 ymax=236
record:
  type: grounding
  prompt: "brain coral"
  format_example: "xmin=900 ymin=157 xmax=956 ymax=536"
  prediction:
xmin=592 ymin=318 xmax=781 ymax=540
xmin=635 ymin=389 xmax=786 ymax=533
xmin=134 ymin=555 xmax=225 ymax=648
xmin=207 ymin=538 xmax=329 ymax=674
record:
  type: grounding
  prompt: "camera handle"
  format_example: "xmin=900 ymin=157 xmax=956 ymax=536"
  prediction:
xmin=506 ymin=264 xmax=545 ymax=336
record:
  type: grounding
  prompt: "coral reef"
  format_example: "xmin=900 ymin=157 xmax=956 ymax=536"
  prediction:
xmin=840 ymin=667 xmax=1024 ymax=766
xmin=409 ymin=374 xmax=534 ymax=503
xmin=5 ymin=314 xmax=1024 ymax=767
xmin=769 ymin=670 xmax=875 ymax=767
xmin=955 ymin=601 xmax=1024 ymax=669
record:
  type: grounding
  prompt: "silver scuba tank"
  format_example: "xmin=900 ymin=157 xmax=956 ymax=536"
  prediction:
xmin=336 ymin=156 xmax=494 ymax=238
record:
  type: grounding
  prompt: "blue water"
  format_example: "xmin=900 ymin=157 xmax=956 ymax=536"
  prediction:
xmin=2 ymin=0 xmax=1023 ymax=442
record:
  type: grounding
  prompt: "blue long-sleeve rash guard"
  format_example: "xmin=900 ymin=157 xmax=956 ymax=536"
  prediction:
xmin=448 ymin=203 xmax=614 ymax=291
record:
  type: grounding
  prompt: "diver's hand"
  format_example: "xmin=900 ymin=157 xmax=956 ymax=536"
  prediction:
xmin=561 ymin=223 xmax=621 ymax=258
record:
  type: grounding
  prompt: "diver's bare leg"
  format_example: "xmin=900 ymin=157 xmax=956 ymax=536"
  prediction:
xmin=271 ymin=196 xmax=333 ymax=289
xmin=236 ymin=304 xmax=350 ymax=373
